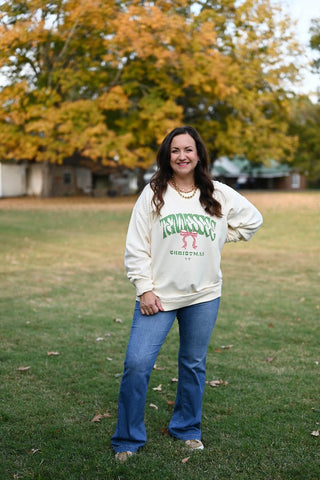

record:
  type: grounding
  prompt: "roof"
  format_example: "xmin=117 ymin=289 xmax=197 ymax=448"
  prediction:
xmin=212 ymin=156 xmax=291 ymax=179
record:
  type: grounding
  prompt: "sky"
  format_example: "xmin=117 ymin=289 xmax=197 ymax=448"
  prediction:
xmin=278 ymin=0 xmax=320 ymax=96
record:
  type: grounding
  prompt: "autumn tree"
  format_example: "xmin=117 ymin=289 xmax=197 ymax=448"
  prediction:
xmin=0 ymin=0 xmax=139 ymax=169
xmin=185 ymin=0 xmax=302 ymax=162
xmin=0 ymin=0 xmax=303 ymax=189
xmin=286 ymin=19 xmax=320 ymax=186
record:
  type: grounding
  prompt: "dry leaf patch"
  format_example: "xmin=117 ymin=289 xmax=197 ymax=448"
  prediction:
xmin=91 ymin=411 xmax=111 ymax=422
xmin=206 ymin=379 xmax=228 ymax=387
xmin=152 ymin=384 xmax=162 ymax=391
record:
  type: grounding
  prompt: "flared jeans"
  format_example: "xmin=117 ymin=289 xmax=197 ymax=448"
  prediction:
xmin=111 ymin=297 xmax=220 ymax=453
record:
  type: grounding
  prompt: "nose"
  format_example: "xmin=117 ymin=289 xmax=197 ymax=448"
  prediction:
xmin=178 ymin=150 xmax=187 ymax=160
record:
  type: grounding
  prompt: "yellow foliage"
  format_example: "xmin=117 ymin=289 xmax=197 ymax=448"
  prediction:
xmin=0 ymin=0 xmax=303 ymax=168
xmin=98 ymin=87 xmax=130 ymax=111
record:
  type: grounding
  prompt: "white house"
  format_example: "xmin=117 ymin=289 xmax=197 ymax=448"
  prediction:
xmin=0 ymin=162 xmax=93 ymax=198
xmin=0 ymin=163 xmax=27 ymax=197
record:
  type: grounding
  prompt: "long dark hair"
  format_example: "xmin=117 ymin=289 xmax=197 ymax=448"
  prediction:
xmin=150 ymin=126 xmax=222 ymax=217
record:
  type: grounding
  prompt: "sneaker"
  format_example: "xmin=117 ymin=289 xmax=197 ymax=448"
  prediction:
xmin=185 ymin=439 xmax=204 ymax=450
xmin=115 ymin=451 xmax=135 ymax=462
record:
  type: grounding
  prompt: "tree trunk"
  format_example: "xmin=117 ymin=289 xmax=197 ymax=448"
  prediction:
xmin=41 ymin=161 xmax=53 ymax=197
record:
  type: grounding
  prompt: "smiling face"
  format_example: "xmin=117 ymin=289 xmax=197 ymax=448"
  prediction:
xmin=169 ymin=133 xmax=199 ymax=182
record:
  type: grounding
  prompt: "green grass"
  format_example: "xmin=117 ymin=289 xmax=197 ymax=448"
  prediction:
xmin=0 ymin=193 xmax=319 ymax=480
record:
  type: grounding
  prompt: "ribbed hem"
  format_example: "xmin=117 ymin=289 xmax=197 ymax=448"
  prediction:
xmin=136 ymin=288 xmax=221 ymax=311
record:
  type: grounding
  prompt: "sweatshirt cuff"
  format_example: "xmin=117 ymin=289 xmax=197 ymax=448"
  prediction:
xmin=226 ymin=227 xmax=243 ymax=243
xmin=134 ymin=279 xmax=154 ymax=297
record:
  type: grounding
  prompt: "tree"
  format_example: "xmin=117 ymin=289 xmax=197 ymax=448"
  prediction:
xmin=310 ymin=17 xmax=320 ymax=75
xmin=288 ymin=96 xmax=320 ymax=184
xmin=0 ymin=0 xmax=138 ymax=168
xmin=0 ymin=0 xmax=303 ymax=184
xmin=183 ymin=0 xmax=301 ymax=162
xmin=287 ymin=16 xmax=320 ymax=185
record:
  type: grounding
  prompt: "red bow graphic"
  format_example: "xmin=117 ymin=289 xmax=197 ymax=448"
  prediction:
xmin=180 ymin=230 xmax=198 ymax=250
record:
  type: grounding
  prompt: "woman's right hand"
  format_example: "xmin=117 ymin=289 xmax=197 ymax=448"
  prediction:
xmin=140 ymin=291 xmax=164 ymax=316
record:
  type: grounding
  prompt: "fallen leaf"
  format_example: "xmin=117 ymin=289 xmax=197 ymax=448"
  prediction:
xmin=171 ymin=378 xmax=178 ymax=383
xmin=47 ymin=351 xmax=60 ymax=356
xmin=214 ymin=348 xmax=222 ymax=353
xmin=299 ymin=297 xmax=305 ymax=303
xmin=207 ymin=379 xmax=228 ymax=387
xmin=149 ymin=403 xmax=158 ymax=410
xmin=161 ymin=427 xmax=169 ymax=436
xmin=182 ymin=456 xmax=190 ymax=463
xmin=167 ymin=400 xmax=175 ymax=406
xmin=153 ymin=364 xmax=165 ymax=370
xmin=91 ymin=411 xmax=111 ymax=422
xmin=102 ymin=411 xmax=111 ymax=418
xmin=208 ymin=380 xmax=220 ymax=387
xmin=28 ymin=448 xmax=40 ymax=455
xmin=266 ymin=356 xmax=276 ymax=363
xmin=114 ymin=318 xmax=123 ymax=323
xmin=221 ymin=345 xmax=234 ymax=349
xmin=91 ymin=414 xmax=102 ymax=422
xmin=268 ymin=323 xmax=274 ymax=328
xmin=311 ymin=430 xmax=319 ymax=437
xmin=18 ymin=366 xmax=31 ymax=371
xmin=152 ymin=384 xmax=162 ymax=391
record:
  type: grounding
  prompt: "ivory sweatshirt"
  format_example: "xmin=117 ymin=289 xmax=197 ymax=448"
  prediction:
xmin=125 ymin=181 xmax=263 ymax=311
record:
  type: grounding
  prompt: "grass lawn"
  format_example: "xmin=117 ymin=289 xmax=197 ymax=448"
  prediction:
xmin=0 ymin=192 xmax=319 ymax=480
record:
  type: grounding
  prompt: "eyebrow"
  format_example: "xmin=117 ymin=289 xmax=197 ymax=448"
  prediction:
xmin=171 ymin=145 xmax=194 ymax=149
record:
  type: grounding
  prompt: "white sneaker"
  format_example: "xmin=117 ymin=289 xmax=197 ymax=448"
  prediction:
xmin=185 ymin=439 xmax=204 ymax=450
xmin=115 ymin=451 xmax=135 ymax=462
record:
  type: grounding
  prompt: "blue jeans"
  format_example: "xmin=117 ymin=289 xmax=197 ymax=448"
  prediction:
xmin=111 ymin=298 xmax=220 ymax=453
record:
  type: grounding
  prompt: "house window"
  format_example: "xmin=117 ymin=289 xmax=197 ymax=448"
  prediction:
xmin=63 ymin=172 xmax=72 ymax=185
xmin=291 ymin=173 xmax=300 ymax=189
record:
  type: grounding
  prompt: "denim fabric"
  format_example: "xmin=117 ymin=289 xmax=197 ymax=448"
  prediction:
xmin=111 ymin=298 xmax=220 ymax=453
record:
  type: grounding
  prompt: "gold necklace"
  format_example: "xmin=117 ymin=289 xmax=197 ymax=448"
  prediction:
xmin=171 ymin=178 xmax=198 ymax=199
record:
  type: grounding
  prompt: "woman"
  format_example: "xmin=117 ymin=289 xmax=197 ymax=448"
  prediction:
xmin=111 ymin=126 xmax=263 ymax=461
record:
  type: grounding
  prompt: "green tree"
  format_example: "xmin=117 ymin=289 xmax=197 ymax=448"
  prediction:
xmin=285 ymin=16 xmax=320 ymax=186
xmin=288 ymin=97 xmax=320 ymax=185
xmin=310 ymin=17 xmax=320 ymax=75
